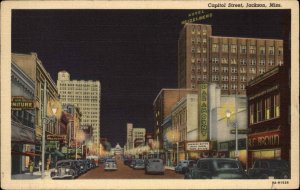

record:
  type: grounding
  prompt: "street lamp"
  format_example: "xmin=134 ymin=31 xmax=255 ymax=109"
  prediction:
xmin=226 ymin=110 xmax=239 ymax=159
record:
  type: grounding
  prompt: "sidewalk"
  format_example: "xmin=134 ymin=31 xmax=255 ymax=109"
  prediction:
xmin=12 ymin=170 xmax=52 ymax=180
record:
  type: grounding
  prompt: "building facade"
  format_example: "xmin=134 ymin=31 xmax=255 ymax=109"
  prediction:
xmin=153 ymin=88 xmax=197 ymax=152
xmin=178 ymin=23 xmax=284 ymax=95
xmin=11 ymin=62 xmax=36 ymax=174
xmin=132 ymin=128 xmax=146 ymax=148
xmin=126 ymin=123 xmax=133 ymax=150
xmin=246 ymin=66 xmax=290 ymax=168
xmin=57 ymin=71 xmax=101 ymax=150
xmin=12 ymin=53 xmax=61 ymax=167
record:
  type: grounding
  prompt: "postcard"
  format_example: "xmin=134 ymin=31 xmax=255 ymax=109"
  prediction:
xmin=1 ymin=0 xmax=299 ymax=189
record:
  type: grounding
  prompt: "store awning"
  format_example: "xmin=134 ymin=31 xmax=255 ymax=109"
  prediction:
xmin=54 ymin=150 xmax=65 ymax=158
xmin=12 ymin=151 xmax=40 ymax=157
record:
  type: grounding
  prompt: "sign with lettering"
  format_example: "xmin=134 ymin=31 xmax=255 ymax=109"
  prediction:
xmin=46 ymin=135 xmax=66 ymax=141
xmin=186 ymin=142 xmax=210 ymax=151
xmin=230 ymin=129 xmax=249 ymax=134
xmin=181 ymin=10 xmax=213 ymax=25
xmin=11 ymin=96 xmax=34 ymax=110
xmin=248 ymin=131 xmax=280 ymax=149
xmin=198 ymin=84 xmax=209 ymax=140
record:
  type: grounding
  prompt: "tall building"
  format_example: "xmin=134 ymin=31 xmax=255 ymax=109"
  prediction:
xmin=57 ymin=71 xmax=101 ymax=149
xmin=178 ymin=23 xmax=284 ymax=95
xmin=132 ymin=128 xmax=146 ymax=148
xmin=126 ymin=123 xmax=133 ymax=150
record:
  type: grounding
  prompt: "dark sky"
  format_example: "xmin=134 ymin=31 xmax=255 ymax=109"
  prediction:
xmin=12 ymin=9 xmax=290 ymax=147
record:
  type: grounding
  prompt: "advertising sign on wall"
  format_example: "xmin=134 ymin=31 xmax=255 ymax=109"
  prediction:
xmin=11 ymin=96 xmax=34 ymax=110
xmin=248 ymin=131 xmax=280 ymax=149
xmin=198 ymin=83 xmax=209 ymax=140
xmin=186 ymin=141 xmax=210 ymax=151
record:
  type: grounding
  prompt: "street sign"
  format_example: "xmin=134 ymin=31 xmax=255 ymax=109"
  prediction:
xmin=230 ymin=129 xmax=249 ymax=134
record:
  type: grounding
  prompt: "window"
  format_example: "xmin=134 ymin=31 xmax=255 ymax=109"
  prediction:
xmin=203 ymin=75 xmax=207 ymax=81
xmin=191 ymin=38 xmax=195 ymax=44
xmin=240 ymin=59 xmax=246 ymax=65
xmin=221 ymin=75 xmax=228 ymax=81
xmin=203 ymin=66 xmax=207 ymax=72
xmin=278 ymin=47 xmax=283 ymax=55
xmin=198 ymin=161 xmax=210 ymax=170
xmin=250 ymin=59 xmax=256 ymax=65
xmin=212 ymin=75 xmax=219 ymax=81
xmin=231 ymin=75 xmax=237 ymax=81
xmin=240 ymin=84 xmax=245 ymax=90
xmin=192 ymin=26 xmax=195 ymax=34
xmin=230 ymin=58 xmax=237 ymax=64
xmin=250 ymin=104 xmax=255 ymax=124
xmin=222 ymin=44 xmax=228 ymax=52
xmin=231 ymin=45 xmax=237 ymax=53
xmin=259 ymin=68 xmax=266 ymax=74
xmin=240 ymin=45 xmax=247 ymax=54
xmin=221 ymin=58 xmax=228 ymax=64
xmin=240 ymin=67 xmax=246 ymax=73
xmin=191 ymin=47 xmax=195 ymax=53
xmin=257 ymin=100 xmax=263 ymax=122
xmin=260 ymin=59 xmax=265 ymax=65
xmin=274 ymin=94 xmax=280 ymax=117
xmin=203 ymin=38 xmax=207 ymax=43
xmin=231 ymin=67 xmax=237 ymax=73
xmin=222 ymin=66 xmax=228 ymax=73
xmin=278 ymin=60 xmax=283 ymax=66
xmin=260 ymin=46 xmax=266 ymax=54
xmin=231 ymin=84 xmax=237 ymax=90
xmin=203 ymin=48 xmax=207 ymax=53
xmin=269 ymin=46 xmax=275 ymax=55
xmin=221 ymin=84 xmax=228 ymax=90
xmin=197 ymin=47 xmax=201 ymax=53
xmin=212 ymin=44 xmax=219 ymax=52
xmin=265 ymin=97 xmax=271 ymax=120
xmin=249 ymin=67 xmax=256 ymax=74
xmin=250 ymin=45 xmax=256 ymax=54
xmin=202 ymin=29 xmax=207 ymax=35
xmin=269 ymin=59 xmax=275 ymax=66
xmin=212 ymin=58 xmax=219 ymax=64
xmin=240 ymin=75 xmax=247 ymax=82
xmin=191 ymin=57 xmax=195 ymax=63
xmin=212 ymin=66 xmax=219 ymax=72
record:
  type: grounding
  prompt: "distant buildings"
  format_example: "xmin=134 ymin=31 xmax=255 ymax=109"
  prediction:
xmin=132 ymin=128 xmax=146 ymax=148
xmin=178 ymin=23 xmax=284 ymax=95
xmin=57 ymin=71 xmax=101 ymax=149
xmin=126 ymin=123 xmax=133 ymax=150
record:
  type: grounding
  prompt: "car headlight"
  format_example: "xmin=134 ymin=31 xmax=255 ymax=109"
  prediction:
xmin=106 ymin=163 xmax=109 ymax=166
xmin=81 ymin=166 xmax=83 ymax=169
xmin=66 ymin=168 xmax=70 ymax=172
xmin=54 ymin=169 xmax=57 ymax=173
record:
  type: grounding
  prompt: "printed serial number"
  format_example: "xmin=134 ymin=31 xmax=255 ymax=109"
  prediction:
xmin=272 ymin=181 xmax=289 ymax=185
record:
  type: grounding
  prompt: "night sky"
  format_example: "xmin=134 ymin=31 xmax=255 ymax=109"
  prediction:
xmin=12 ymin=10 xmax=290 ymax=146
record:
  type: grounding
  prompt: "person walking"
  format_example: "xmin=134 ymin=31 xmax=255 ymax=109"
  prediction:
xmin=29 ymin=160 xmax=34 ymax=176
xmin=38 ymin=160 xmax=42 ymax=173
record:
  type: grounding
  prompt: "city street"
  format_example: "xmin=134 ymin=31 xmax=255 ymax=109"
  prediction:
xmin=78 ymin=159 xmax=183 ymax=179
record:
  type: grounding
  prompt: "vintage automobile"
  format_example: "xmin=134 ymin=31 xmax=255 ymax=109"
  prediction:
xmin=175 ymin=160 xmax=196 ymax=174
xmin=145 ymin=158 xmax=165 ymax=175
xmin=51 ymin=160 xmax=80 ymax=179
xmin=104 ymin=159 xmax=117 ymax=171
xmin=248 ymin=159 xmax=290 ymax=179
xmin=129 ymin=159 xmax=136 ymax=168
xmin=133 ymin=159 xmax=145 ymax=169
xmin=77 ymin=160 xmax=88 ymax=174
xmin=184 ymin=158 xmax=248 ymax=179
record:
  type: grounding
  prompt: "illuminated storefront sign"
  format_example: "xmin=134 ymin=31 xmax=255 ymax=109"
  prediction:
xmin=186 ymin=141 xmax=210 ymax=151
xmin=198 ymin=84 xmax=209 ymax=140
xmin=11 ymin=96 xmax=34 ymax=110
xmin=46 ymin=135 xmax=66 ymax=141
xmin=248 ymin=131 xmax=280 ymax=149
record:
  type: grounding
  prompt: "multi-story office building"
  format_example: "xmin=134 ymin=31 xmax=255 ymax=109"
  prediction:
xmin=57 ymin=71 xmax=101 ymax=148
xmin=178 ymin=23 xmax=284 ymax=95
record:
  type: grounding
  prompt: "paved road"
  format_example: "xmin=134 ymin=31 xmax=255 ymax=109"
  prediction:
xmin=78 ymin=159 xmax=183 ymax=179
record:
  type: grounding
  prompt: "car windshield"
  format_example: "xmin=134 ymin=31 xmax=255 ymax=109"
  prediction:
xmin=216 ymin=161 xmax=239 ymax=169
xmin=136 ymin=159 xmax=144 ymax=163
xmin=57 ymin=162 xmax=71 ymax=167
xmin=149 ymin=159 xmax=161 ymax=163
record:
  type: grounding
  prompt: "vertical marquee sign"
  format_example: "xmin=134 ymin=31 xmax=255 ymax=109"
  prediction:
xmin=198 ymin=84 xmax=209 ymax=141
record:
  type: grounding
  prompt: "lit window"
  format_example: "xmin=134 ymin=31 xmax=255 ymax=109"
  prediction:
xmin=240 ymin=45 xmax=247 ymax=54
xmin=212 ymin=58 xmax=219 ymax=64
xmin=259 ymin=59 xmax=265 ymax=65
xmin=274 ymin=94 xmax=280 ymax=117
xmin=231 ymin=67 xmax=237 ymax=73
xmin=212 ymin=44 xmax=219 ymax=52
xmin=222 ymin=66 xmax=228 ymax=73
xmin=249 ymin=104 xmax=255 ymax=124
xmin=240 ymin=59 xmax=246 ymax=65
xmin=222 ymin=44 xmax=228 ymax=52
xmin=221 ymin=58 xmax=228 ymax=64
xmin=231 ymin=75 xmax=237 ymax=81
xmin=250 ymin=46 xmax=256 ymax=54
xmin=230 ymin=59 xmax=237 ymax=64
xmin=212 ymin=66 xmax=219 ymax=72
xmin=250 ymin=59 xmax=256 ymax=65
xmin=231 ymin=45 xmax=237 ymax=53
xmin=257 ymin=100 xmax=263 ymax=122
xmin=269 ymin=46 xmax=275 ymax=55
xmin=269 ymin=60 xmax=274 ymax=66
xmin=249 ymin=67 xmax=256 ymax=74
xmin=265 ymin=97 xmax=271 ymax=120
xmin=278 ymin=47 xmax=283 ymax=55
xmin=260 ymin=46 xmax=266 ymax=54
xmin=212 ymin=75 xmax=219 ymax=81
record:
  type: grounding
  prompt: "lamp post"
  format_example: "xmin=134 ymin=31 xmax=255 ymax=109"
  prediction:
xmin=226 ymin=110 xmax=238 ymax=159
xmin=41 ymin=81 xmax=58 ymax=179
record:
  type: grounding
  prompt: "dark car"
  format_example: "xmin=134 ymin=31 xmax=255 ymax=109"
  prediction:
xmin=78 ymin=160 xmax=88 ymax=174
xmin=130 ymin=159 xmax=136 ymax=168
xmin=184 ymin=158 xmax=248 ymax=179
xmin=51 ymin=160 xmax=80 ymax=179
xmin=133 ymin=159 xmax=145 ymax=169
xmin=248 ymin=159 xmax=290 ymax=179
xmin=175 ymin=160 xmax=197 ymax=174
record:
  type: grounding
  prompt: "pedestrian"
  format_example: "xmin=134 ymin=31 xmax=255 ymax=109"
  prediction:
xmin=29 ymin=160 xmax=34 ymax=176
xmin=47 ymin=159 xmax=50 ymax=171
xmin=38 ymin=160 xmax=42 ymax=173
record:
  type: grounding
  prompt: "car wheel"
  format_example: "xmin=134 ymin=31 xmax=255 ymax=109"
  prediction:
xmin=280 ymin=172 xmax=289 ymax=179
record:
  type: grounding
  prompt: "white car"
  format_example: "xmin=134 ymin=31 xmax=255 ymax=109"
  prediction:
xmin=104 ymin=159 xmax=117 ymax=171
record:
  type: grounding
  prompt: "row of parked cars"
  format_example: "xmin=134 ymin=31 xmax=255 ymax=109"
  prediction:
xmin=51 ymin=159 xmax=97 ymax=179
xmin=182 ymin=158 xmax=290 ymax=179
xmin=124 ymin=158 xmax=165 ymax=174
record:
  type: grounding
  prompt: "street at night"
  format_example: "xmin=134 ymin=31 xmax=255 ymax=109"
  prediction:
xmin=78 ymin=159 xmax=182 ymax=179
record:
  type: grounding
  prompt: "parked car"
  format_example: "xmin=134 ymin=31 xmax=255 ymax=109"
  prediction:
xmin=78 ymin=160 xmax=88 ymax=173
xmin=133 ymin=159 xmax=145 ymax=169
xmin=123 ymin=158 xmax=132 ymax=165
xmin=104 ymin=159 xmax=117 ymax=171
xmin=175 ymin=160 xmax=196 ymax=174
xmin=129 ymin=159 xmax=136 ymax=168
xmin=51 ymin=160 xmax=80 ymax=179
xmin=145 ymin=158 xmax=165 ymax=175
xmin=248 ymin=159 xmax=290 ymax=179
xmin=90 ymin=159 xmax=96 ymax=168
xmin=184 ymin=158 xmax=248 ymax=179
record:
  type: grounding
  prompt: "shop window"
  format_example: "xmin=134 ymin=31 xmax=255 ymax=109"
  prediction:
xmin=257 ymin=100 xmax=263 ymax=122
xmin=231 ymin=45 xmax=237 ymax=53
xmin=274 ymin=94 xmax=280 ymax=117
xmin=265 ymin=97 xmax=271 ymax=120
